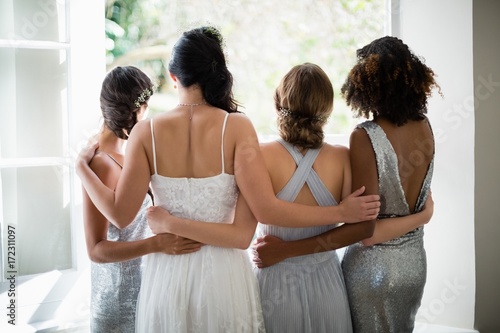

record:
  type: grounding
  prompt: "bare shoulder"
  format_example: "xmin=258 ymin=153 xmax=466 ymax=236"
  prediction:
xmin=260 ymin=140 xmax=282 ymax=151
xmin=89 ymin=152 xmax=120 ymax=187
xmin=349 ymin=127 xmax=371 ymax=149
xmin=320 ymin=142 xmax=349 ymax=160
xmin=349 ymin=127 xmax=376 ymax=167
xmin=227 ymin=112 xmax=254 ymax=128
xmin=260 ymin=141 xmax=284 ymax=158
xmin=226 ymin=112 xmax=258 ymax=139
xmin=89 ymin=151 xmax=112 ymax=173
xmin=130 ymin=117 xmax=152 ymax=140
xmin=419 ymin=117 xmax=435 ymax=137
xmin=322 ymin=142 xmax=349 ymax=154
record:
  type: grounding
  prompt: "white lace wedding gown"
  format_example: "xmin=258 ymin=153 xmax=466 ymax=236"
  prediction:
xmin=135 ymin=114 xmax=265 ymax=332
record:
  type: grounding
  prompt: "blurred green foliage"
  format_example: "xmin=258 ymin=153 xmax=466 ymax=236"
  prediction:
xmin=105 ymin=0 xmax=385 ymax=137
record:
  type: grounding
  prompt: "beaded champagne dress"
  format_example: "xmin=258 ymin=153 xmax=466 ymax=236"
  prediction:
xmin=342 ymin=120 xmax=434 ymax=333
xmin=254 ymin=139 xmax=353 ymax=333
xmin=135 ymin=114 xmax=265 ymax=333
xmin=90 ymin=153 xmax=152 ymax=333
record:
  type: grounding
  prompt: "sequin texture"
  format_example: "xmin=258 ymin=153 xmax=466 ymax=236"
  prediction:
xmin=342 ymin=121 xmax=434 ymax=333
xmin=90 ymin=195 xmax=152 ymax=333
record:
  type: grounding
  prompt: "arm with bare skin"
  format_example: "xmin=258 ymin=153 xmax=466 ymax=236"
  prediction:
xmin=143 ymin=114 xmax=381 ymax=250
xmin=82 ymin=152 xmax=202 ymax=264
xmin=147 ymin=192 xmax=256 ymax=250
xmin=147 ymin=115 xmax=381 ymax=230
xmin=349 ymin=128 xmax=434 ymax=246
xmin=251 ymin=130 xmax=433 ymax=268
xmin=251 ymin=143 xmax=373 ymax=267
xmin=76 ymin=115 xmax=380 ymax=229
xmin=230 ymin=114 xmax=380 ymax=226
xmin=251 ymin=198 xmax=432 ymax=268
xmin=76 ymin=120 xmax=159 ymax=229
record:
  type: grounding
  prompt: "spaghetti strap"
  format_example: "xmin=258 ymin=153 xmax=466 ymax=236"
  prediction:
xmin=105 ymin=153 xmax=123 ymax=169
xmin=96 ymin=150 xmax=123 ymax=169
xmin=221 ymin=113 xmax=229 ymax=173
xmin=150 ymin=119 xmax=158 ymax=175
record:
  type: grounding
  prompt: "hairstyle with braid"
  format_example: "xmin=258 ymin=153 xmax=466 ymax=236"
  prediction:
xmin=341 ymin=36 xmax=441 ymax=126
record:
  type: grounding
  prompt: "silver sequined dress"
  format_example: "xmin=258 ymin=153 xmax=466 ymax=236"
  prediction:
xmin=90 ymin=153 xmax=153 ymax=333
xmin=255 ymin=139 xmax=353 ymax=333
xmin=342 ymin=120 xmax=433 ymax=333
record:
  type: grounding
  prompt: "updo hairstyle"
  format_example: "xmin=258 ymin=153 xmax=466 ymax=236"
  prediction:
xmin=275 ymin=63 xmax=334 ymax=149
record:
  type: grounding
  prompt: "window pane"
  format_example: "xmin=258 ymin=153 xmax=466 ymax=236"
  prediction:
xmin=0 ymin=0 xmax=67 ymax=42
xmin=108 ymin=0 xmax=385 ymax=135
xmin=1 ymin=166 xmax=72 ymax=276
xmin=0 ymin=48 xmax=67 ymax=158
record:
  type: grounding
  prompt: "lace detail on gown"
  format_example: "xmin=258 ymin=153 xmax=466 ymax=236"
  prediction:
xmin=151 ymin=173 xmax=238 ymax=223
xmin=135 ymin=113 xmax=265 ymax=333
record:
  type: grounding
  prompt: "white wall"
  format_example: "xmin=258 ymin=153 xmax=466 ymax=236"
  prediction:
xmin=397 ymin=0 xmax=475 ymax=329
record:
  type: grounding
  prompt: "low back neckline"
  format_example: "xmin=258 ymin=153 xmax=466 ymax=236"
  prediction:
xmin=360 ymin=120 xmax=434 ymax=215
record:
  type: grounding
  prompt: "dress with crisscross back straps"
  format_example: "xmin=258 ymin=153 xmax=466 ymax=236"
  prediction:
xmin=135 ymin=113 xmax=265 ymax=333
xmin=341 ymin=120 xmax=434 ymax=333
xmin=254 ymin=139 xmax=353 ymax=333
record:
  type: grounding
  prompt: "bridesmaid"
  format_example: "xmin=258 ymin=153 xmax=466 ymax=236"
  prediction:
xmin=83 ymin=66 xmax=201 ymax=332
xmin=253 ymin=63 xmax=356 ymax=332
xmin=341 ymin=36 xmax=440 ymax=332
xmin=252 ymin=61 xmax=434 ymax=333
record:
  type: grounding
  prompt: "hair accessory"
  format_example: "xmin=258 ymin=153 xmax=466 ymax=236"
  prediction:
xmin=278 ymin=107 xmax=293 ymax=117
xmin=203 ymin=26 xmax=224 ymax=45
xmin=134 ymin=87 xmax=154 ymax=108
xmin=278 ymin=107 xmax=327 ymax=122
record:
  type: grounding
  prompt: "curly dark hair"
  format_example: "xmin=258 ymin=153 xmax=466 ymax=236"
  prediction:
xmin=341 ymin=36 xmax=441 ymax=126
xmin=275 ymin=63 xmax=334 ymax=149
xmin=100 ymin=66 xmax=154 ymax=139
xmin=168 ymin=26 xmax=240 ymax=113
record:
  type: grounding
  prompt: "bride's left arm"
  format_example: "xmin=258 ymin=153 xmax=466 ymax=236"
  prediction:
xmin=147 ymin=192 xmax=257 ymax=249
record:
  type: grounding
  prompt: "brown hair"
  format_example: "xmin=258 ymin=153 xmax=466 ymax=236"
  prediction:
xmin=100 ymin=66 xmax=154 ymax=139
xmin=275 ymin=63 xmax=334 ymax=149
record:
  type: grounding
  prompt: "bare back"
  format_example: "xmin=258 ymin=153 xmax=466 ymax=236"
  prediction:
xmin=261 ymin=140 xmax=351 ymax=206
xmin=375 ymin=118 xmax=434 ymax=212
xmin=145 ymin=105 xmax=236 ymax=178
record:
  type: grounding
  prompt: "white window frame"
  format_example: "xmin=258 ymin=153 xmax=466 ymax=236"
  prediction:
xmin=0 ymin=1 xmax=104 ymax=331
xmin=9 ymin=1 xmax=473 ymax=332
